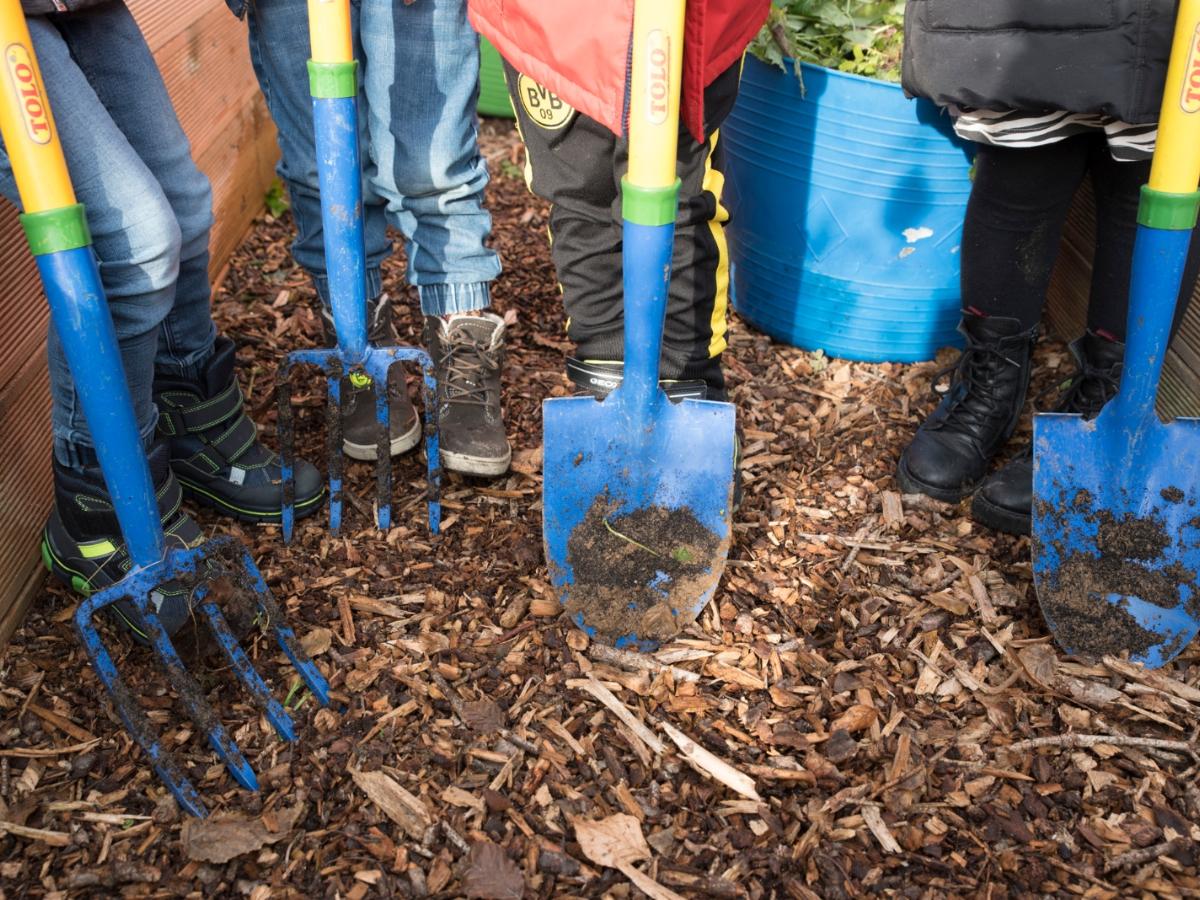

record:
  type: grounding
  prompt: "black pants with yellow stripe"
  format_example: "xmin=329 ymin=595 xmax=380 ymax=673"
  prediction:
xmin=505 ymin=62 xmax=740 ymax=400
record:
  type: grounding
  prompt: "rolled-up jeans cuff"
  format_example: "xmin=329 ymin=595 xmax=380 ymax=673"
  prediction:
xmin=53 ymin=414 xmax=158 ymax=471
xmin=312 ymin=267 xmax=385 ymax=310
xmin=418 ymin=281 xmax=491 ymax=317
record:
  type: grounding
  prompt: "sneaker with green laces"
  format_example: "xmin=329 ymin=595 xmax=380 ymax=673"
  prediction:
xmin=41 ymin=442 xmax=201 ymax=639
xmin=154 ymin=336 xmax=324 ymax=523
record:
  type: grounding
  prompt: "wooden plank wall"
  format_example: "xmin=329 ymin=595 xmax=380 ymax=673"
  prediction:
xmin=0 ymin=0 xmax=278 ymax=647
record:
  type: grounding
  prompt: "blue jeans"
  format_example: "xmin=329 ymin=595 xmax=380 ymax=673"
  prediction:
xmin=244 ymin=0 xmax=500 ymax=315
xmin=0 ymin=4 xmax=215 ymax=469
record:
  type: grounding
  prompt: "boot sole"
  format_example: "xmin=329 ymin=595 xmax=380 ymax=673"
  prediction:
xmin=895 ymin=455 xmax=978 ymax=504
xmin=970 ymin=492 xmax=1031 ymax=536
xmin=343 ymin=417 xmax=422 ymax=462
xmin=177 ymin=479 xmax=326 ymax=524
xmin=442 ymin=447 xmax=512 ymax=477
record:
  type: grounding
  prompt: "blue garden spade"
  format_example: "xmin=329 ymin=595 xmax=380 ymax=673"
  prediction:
xmin=542 ymin=0 xmax=737 ymax=649
xmin=0 ymin=0 xmax=330 ymax=817
xmin=1033 ymin=0 xmax=1200 ymax=668
xmin=277 ymin=0 xmax=440 ymax=542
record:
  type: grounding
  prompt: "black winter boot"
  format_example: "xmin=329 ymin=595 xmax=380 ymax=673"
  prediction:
xmin=896 ymin=312 xmax=1037 ymax=503
xmin=41 ymin=442 xmax=201 ymax=639
xmin=154 ymin=336 xmax=324 ymax=522
xmin=320 ymin=295 xmax=421 ymax=461
xmin=424 ymin=313 xmax=511 ymax=476
xmin=972 ymin=331 xmax=1124 ymax=535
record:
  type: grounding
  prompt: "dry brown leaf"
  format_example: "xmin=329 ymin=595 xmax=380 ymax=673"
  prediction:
xmin=181 ymin=805 xmax=303 ymax=864
xmin=574 ymin=814 xmax=685 ymax=900
xmin=460 ymin=698 xmax=505 ymax=734
xmin=1019 ymin=645 xmax=1058 ymax=689
xmin=574 ymin=813 xmax=651 ymax=868
xmin=462 ymin=840 xmax=524 ymax=900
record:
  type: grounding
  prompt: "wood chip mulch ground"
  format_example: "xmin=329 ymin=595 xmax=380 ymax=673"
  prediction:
xmin=3 ymin=121 xmax=1200 ymax=899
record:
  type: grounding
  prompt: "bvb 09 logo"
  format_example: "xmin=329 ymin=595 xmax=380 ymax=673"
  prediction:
xmin=518 ymin=74 xmax=575 ymax=130
xmin=5 ymin=44 xmax=51 ymax=144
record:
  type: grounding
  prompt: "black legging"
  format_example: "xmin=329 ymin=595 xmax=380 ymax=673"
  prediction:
xmin=961 ymin=134 xmax=1200 ymax=340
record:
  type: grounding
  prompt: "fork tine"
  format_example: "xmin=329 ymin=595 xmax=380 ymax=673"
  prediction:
xmin=374 ymin=363 xmax=392 ymax=531
xmin=216 ymin=540 xmax=332 ymax=707
xmin=277 ymin=363 xmax=297 ymax=543
xmin=130 ymin=591 xmax=259 ymax=792
xmin=419 ymin=351 xmax=442 ymax=534
xmin=74 ymin=599 xmax=208 ymax=818
xmin=327 ymin=370 xmax=344 ymax=534
xmin=196 ymin=593 xmax=297 ymax=742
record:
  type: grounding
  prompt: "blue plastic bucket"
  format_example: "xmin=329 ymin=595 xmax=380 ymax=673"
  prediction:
xmin=723 ymin=56 xmax=974 ymax=362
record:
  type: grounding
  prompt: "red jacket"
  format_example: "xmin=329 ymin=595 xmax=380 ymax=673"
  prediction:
xmin=468 ymin=0 xmax=769 ymax=143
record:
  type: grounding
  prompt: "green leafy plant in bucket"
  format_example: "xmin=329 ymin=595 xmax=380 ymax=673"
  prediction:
xmin=750 ymin=0 xmax=905 ymax=85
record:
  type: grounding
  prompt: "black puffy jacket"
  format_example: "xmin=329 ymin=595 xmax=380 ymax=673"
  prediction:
xmin=21 ymin=0 xmax=117 ymax=14
xmin=902 ymin=0 xmax=1178 ymax=124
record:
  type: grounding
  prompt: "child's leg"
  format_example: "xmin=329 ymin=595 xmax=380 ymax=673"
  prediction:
xmin=245 ymin=0 xmax=392 ymax=307
xmin=0 ymin=15 xmax=182 ymax=467
xmin=507 ymin=63 xmax=739 ymax=400
xmin=1086 ymin=145 xmax=1200 ymax=340
xmin=358 ymin=0 xmax=500 ymax=316
xmin=38 ymin=3 xmax=325 ymax=523
xmin=54 ymin=3 xmax=215 ymax=382
xmin=960 ymin=138 xmax=1094 ymax=328
xmin=357 ymin=0 xmax=510 ymax=476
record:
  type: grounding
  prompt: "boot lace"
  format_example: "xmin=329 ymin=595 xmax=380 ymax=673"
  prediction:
xmin=929 ymin=338 xmax=1025 ymax=438
xmin=442 ymin=333 xmax=498 ymax=408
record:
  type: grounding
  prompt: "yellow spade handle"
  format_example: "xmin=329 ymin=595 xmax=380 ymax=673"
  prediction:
xmin=1151 ymin=0 xmax=1200 ymax=194
xmin=626 ymin=0 xmax=686 ymax=190
xmin=307 ymin=0 xmax=353 ymax=64
xmin=0 ymin=0 xmax=75 ymax=213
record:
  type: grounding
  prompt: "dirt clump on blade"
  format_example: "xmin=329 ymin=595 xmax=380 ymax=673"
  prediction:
xmin=1096 ymin=512 xmax=1171 ymax=561
xmin=1039 ymin=553 xmax=1169 ymax=658
xmin=564 ymin=494 xmax=725 ymax=640
xmin=1039 ymin=509 xmax=1198 ymax=657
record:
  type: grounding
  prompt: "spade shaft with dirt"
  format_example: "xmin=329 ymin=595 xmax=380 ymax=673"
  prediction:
xmin=542 ymin=0 xmax=737 ymax=649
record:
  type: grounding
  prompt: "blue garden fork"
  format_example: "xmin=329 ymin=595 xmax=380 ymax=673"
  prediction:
xmin=276 ymin=0 xmax=441 ymax=541
xmin=0 ymin=0 xmax=330 ymax=817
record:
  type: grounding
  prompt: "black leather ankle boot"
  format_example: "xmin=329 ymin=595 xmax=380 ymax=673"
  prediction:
xmin=897 ymin=312 xmax=1038 ymax=503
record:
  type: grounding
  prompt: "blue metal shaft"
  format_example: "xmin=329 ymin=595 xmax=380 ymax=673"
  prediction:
xmin=621 ymin=220 xmax=676 ymax=414
xmin=312 ymin=94 xmax=368 ymax=362
xmin=1110 ymin=226 xmax=1192 ymax=426
xmin=36 ymin=248 xmax=165 ymax=568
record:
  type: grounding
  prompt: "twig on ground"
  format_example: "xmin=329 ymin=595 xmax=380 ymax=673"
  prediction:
xmin=587 ymin=644 xmax=701 ymax=684
xmin=568 ymin=677 xmax=665 ymax=756
xmin=1004 ymin=734 xmax=1198 ymax=760
xmin=1104 ymin=838 xmax=1189 ymax=874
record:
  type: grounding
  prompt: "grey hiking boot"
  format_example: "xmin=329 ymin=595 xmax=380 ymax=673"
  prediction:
xmin=320 ymin=295 xmax=421 ymax=462
xmin=423 ymin=312 xmax=511 ymax=476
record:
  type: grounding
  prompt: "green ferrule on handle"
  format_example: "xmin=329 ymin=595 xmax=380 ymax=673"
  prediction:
xmin=308 ymin=60 xmax=358 ymax=99
xmin=20 ymin=204 xmax=90 ymax=256
xmin=1138 ymin=185 xmax=1200 ymax=230
xmin=621 ymin=178 xmax=681 ymax=227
